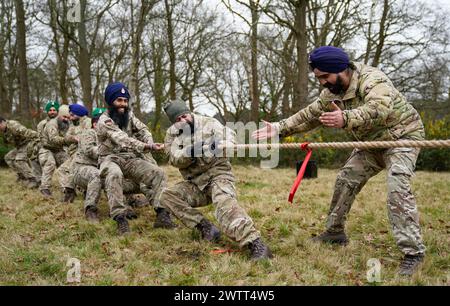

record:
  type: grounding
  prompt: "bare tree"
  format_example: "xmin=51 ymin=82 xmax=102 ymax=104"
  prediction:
xmin=14 ymin=0 xmax=31 ymax=117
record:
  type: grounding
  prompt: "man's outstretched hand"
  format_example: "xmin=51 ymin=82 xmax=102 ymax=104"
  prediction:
xmin=252 ymin=120 xmax=278 ymax=140
xmin=319 ymin=102 xmax=344 ymax=128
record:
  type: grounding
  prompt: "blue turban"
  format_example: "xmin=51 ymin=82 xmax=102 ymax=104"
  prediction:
xmin=104 ymin=82 xmax=130 ymax=106
xmin=69 ymin=104 xmax=89 ymax=117
xmin=309 ymin=46 xmax=350 ymax=73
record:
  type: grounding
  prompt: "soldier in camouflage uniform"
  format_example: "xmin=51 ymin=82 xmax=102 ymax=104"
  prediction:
xmin=0 ymin=117 xmax=40 ymax=188
xmin=56 ymin=104 xmax=91 ymax=203
xmin=160 ymin=100 xmax=273 ymax=260
xmin=253 ymin=46 xmax=426 ymax=275
xmin=38 ymin=105 xmax=78 ymax=197
xmin=97 ymin=82 xmax=175 ymax=235
xmin=73 ymin=108 xmax=145 ymax=222
xmin=33 ymin=101 xmax=61 ymax=186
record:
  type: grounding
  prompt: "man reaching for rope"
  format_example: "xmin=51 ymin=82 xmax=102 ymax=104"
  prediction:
xmin=253 ymin=46 xmax=426 ymax=276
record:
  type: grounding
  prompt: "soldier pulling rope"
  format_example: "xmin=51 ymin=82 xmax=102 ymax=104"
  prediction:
xmin=249 ymin=46 xmax=442 ymax=276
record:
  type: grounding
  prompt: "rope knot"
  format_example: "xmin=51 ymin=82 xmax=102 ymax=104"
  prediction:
xmin=300 ymin=142 xmax=310 ymax=151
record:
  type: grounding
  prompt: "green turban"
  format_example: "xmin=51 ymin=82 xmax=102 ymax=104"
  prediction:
xmin=92 ymin=107 xmax=107 ymax=118
xmin=45 ymin=101 xmax=60 ymax=113
xmin=163 ymin=99 xmax=190 ymax=124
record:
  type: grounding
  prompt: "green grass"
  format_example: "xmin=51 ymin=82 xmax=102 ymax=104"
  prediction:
xmin=0 ymin=165 xmax=449 ymax=285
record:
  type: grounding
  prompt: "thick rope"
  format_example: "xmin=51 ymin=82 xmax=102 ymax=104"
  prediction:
xmin=220 ymin=139 xmax=450 ymax=151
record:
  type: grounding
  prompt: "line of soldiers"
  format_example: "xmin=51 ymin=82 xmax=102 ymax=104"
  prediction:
xmin=0 ymin=82 xmax=273 ymax=261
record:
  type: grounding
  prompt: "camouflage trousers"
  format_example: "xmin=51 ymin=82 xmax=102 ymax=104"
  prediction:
xmin=73 ymin=163 xmax=143 ymax=213
xmin=327 ymin=147 xmax=426 ymax=255
xmin=4 ymin=145 xmax=39 ymax=182
xmin=99 ymin=155 xmax=166 ymax=219
xmin=56 ymin=156 xmax=75 ymax=190
xmin=160 ymin=178 xmax=261 ymax=247
xmin=38 ymin=148 xmax=69 ymax=191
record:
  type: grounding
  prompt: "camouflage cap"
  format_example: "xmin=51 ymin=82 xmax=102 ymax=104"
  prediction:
xmin=163 ymin=99 xmax=190 ymax=124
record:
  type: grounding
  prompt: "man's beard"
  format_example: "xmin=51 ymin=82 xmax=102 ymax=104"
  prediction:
xmin=57 ymin=119 xmax=70 ymax=131
xmin=109 ymin=106 xmax=130 ymax=130
xmin=324 ymin=75 xmax=345 ymax=95
xmin=72 ymin=119 xmax=80 ymax=126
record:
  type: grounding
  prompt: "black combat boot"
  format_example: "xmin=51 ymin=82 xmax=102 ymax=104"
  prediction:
xmin=125 ymin=208 xmax=138 ymax=220
xmin=311 ymin=230 xmax=348 ymax=245
xmin=40 ymin=189 xmax=52 ymax=197
xmin=63 ymin=187 xmax=76 ymax=203
xmin=153 ymin=208 xmax=177 ymax=229
xmin=114 ymin=214 xmax=130 ymax=235
xmin=85 ymin=206 xmax=99 ymax=223
xmin=195 ymin=219 xmax=221 ymax=242
xmin=248 ymin=238 xmax=273 ymax=260
xmin=398 ymin=254 xmax=424 ymax=276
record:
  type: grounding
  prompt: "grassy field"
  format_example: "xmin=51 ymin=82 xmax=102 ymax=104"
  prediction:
xmin=0 ymin=165 xmax=448 ymax=286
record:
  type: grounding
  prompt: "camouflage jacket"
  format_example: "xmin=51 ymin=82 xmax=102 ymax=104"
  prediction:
xmin=274 ymin=62 xmax=425 ymax=141
xmin=41 ymin=118 xmax=71 ymax=151
xmin=164 ymin=114 xmax=236 ymax=190
xmin=3 ymin=120 xmax=38 ymax=148
xmin=73 ymin=128 xmax=98 ymax=167
xmin=66 ymin=116 xmax=92 ymax=156
xmin=96 ymin=110 xmax=154 ymax=159
xmin=37 ymin=118 xmax=49 ymax=140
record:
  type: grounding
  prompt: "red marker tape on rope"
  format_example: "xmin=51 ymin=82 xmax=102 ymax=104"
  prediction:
xmin=288 ymin=142 xmax=313 ymax=203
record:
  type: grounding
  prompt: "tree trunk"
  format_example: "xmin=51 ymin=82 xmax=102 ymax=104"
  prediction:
xmin=14 ymin=0 xmax=30 ymax=117
xmin=130 ymin=1 xmax=154 ymax=117
xmin=249 ymin=0 xmax=260 ymax=122
xmin=293 ymin=0 xmax=309 ymax=112
xmin=372 ymin=0 xmax=389 ymax=67
xmin=77 ymin=0 xmax=93 ymax=109
xmin=49 ymin=0 xmax=70 ymax=103
xmin=281 ymin=32 xmax=295 ymax=116
xmin=164 ymin=0 xmax=177 ymax=100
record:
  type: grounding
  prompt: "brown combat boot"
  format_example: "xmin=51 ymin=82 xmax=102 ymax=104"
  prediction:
xmin=126 ymin=194 xmax=149 ymax=208
xmin=85 ymin=206 xmax=99 ymax=223
xmin=114 ymin=214 xmax=130 ymax=235
xmin=311 ymin=230 xmax=348 ymax=245
xmin=63 ymin=187 xmax=76 ymax=203
xmin=398 ymin=254 xmax=424 ymax=276
xmin=248 ymin=238 xmax=273 ymax=260
xmin=153 ymin=208 xmax=177 ymax=229
xmin=40 ymin=189 xmax=52 ymax=197
xmin=26 ymin=179 xmax=40 ymax=189
xmin=195 ymin=219 xmax=221 ymax=242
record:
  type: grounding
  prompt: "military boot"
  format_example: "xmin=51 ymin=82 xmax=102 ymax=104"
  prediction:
xmin=26 ymin=179 xmax=40 ymax=189
xmin=248 ymin=238 xmax=273 ymax=260
xmin=153 ymin=208 xmax=177 ymax=229
xmin=125 ymin=208 xmax=138 ymax=220
xmin=114 ymin=214 xmax=130 ymax=235
xmin=85 ymin=206 xmax=99 ymax=223
xmin=398 ymin=254 xmax=424 ymax=276
xmin=126 ymin=194 xmax=149 ymax=208
xmin=63 ymin=187 xmax=76 ymax=203
xmin=195 ymin=219 xmax=221 ymax=242
xmin=40 ymin=189 xmax=52 ymax=197
xmin=311 ymin=230 xmax=348 ymax=245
